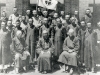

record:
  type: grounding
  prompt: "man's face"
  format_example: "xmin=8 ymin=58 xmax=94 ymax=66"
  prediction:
xmin=7 ymin=21 xmax=12 ymax=27
xmin=43 ymin=11 xmax=47 ymax=16
xmin=54 ymin=13 xmax=58 ymax=18
xmin=81 ymin=21 xmax=86 ymax=27
xmin=26 ymin=10 xmax=30 ymax=15
xmin=43 ymin=33 xmax=48 ymax=40
xmin=33 ymin=10 xmax=37 ymax=16
xmin=97 ymin=22 xmax=100 ymax=28
xmin=13 ymin=8 xmax=18 ymax=14
xmin=71 ymin=17 xmax=76 ymax=24
xmin=29 ymin=19 xmax=33 ymax=25
xmin=60 ymin=11 xmax=64 ymax=16
xmin=22 ymin=16 xmax=26 ymax=21
xmin=74 ymin=11 xmax=78 ymax=16
xmin=16 ymin=21 xmax=20 ymax=27
xmin=87 ymin=23 xmax=92 ymax=31
xmin=86 ymin=10 xmax=91 ymax=14
xmin=65 ymin=15 xmax=70 ymax=20
xmin=43 ymin=18 xmax=48 ymax=24
xmin=1 ymin=22 xmax=6 ymax=29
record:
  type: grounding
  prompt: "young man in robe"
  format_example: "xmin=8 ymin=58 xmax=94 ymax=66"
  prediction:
xmin=26 ymin=18 xmax=38 ymax=66
xmin=84 ymin=22 xmax=97 ymax=72
xmin=37 ymin=30 xmax=54 ymax=74
xmin=58 ymin=29 xmax=80 ymax=74
xmin=78 ymin=21 xmax=87 ymax=66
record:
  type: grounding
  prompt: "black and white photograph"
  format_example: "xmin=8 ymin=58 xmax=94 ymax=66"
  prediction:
xmin=0 ymin=0 xmax=100 ymax=75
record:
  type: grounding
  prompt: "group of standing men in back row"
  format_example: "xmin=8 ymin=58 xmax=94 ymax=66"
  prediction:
xmin=0 ymin=7 xmax=100 ymax=74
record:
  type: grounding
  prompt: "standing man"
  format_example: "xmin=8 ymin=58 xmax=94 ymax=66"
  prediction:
xmin=82 ymin=9 xmax=92 ymax=24
xmin=60 ymin=11 xmax=65 ymax=24
xmin=78 ymin=21 xmax=87 ymax=66
xmin=9 ymin=7 xmax=19 ymax=26
xmin=26 ymin=18 xmax=38 ymax=65
xmin=84 ymin=22 xmax=97 ymax=72
xmin=0 ymin=22 xmax=12 ymax=73
xmin=32 ymin=10 xmax=41 ymax=28
xmin=54 ymin=18 xmax=66 ymax=68
xmin=25 ymin=9 xmax=31 ymax=23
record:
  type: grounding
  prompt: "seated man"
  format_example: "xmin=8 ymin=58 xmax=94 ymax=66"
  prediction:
xmin=58 ymin=29 xmax=80 ymax=74
xmin=36 ymin=30 xmax=54 ymax=74
xmin=11 ymin=30 xmax=30 ymax=73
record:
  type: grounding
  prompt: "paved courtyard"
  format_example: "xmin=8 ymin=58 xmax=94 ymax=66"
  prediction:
xmin=0 ymin=68 xmax=100 ymax=75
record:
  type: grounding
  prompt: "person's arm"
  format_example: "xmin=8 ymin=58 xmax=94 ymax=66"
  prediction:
xmin=36 ymin=39 xmax=43 ymax=54
xmin=63 ymin=38 xmax=70 ymax=51
xmin=73 ymin=38 xmax=80 ymax=53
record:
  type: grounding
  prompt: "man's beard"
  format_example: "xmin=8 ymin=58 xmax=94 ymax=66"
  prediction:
xmin=43 ymin=36 xmax=49 ymax=41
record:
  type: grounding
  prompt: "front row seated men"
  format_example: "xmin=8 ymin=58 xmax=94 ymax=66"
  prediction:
xmin=58 ymin=29 xmax=80 ymax=74
xmin=36 ymin=30 xmax=54 ymax=74
xmin=11 ymin=30 xmax=30 ymax=73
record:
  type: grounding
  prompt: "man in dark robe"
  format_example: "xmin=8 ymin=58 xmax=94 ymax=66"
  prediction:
xmin=84 ymin=22 xmax=97 ymax=72
xmin=26 ymin=18 xmax=38 ymax=64
xmin=36 ymin=30 xmax=54 ymax=74
xmin=78 ymin=21 xmax=87 ymax=66
xmin=58 ymin=29 xmax=80 ymax=74
xmin=39 ymin=18 xmax=50 ymax=38
xmin=54 ymin=18 xmax=66 ymax=66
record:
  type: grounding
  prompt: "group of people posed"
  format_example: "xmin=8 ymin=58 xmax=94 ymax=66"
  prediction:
xmin=0 ymin=7 xmax=100 ymax=75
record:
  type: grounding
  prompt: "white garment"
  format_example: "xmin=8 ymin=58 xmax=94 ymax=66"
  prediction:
xmin=9 ymin=14 xmax=19 ymax=26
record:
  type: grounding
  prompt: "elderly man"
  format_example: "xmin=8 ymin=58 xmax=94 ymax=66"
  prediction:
xmin=9 ymin=7 xmax=19 ymax=26
xmin=58 ymin=29 xmax=80 ymax=74
xmin=37 ymin=30 xmax=54 ymax=74
xmin=11 ymin=30 xmax=30 ymax=73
